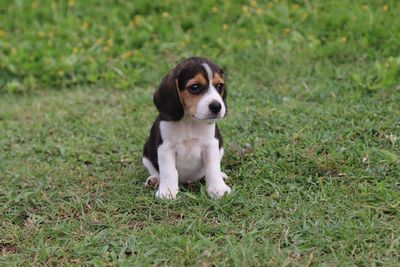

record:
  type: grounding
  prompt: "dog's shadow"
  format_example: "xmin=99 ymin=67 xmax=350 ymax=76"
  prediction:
xmin=179 ymin=181 xmax=204 ymax=193
xmin=146 ymin=180 xmax=205 ymax=194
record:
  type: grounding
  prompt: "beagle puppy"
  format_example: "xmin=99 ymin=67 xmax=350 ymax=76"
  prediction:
xmin=142 ymin=57 xmax=231 ymax=199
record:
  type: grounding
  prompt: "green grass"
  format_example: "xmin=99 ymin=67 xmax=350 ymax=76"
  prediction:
xmin=1 ymin=0 xmax=400 ymax=265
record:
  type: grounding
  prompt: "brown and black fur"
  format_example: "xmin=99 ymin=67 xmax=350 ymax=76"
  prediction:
xmin=143 ymin=57 xmax=227 ymax=172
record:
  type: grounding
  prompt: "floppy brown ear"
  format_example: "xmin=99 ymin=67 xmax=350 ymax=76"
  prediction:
xmin=153 ymin=73 xmax=184 ymax=121
xmin=221 ymin=69 xmax=227 ymax=101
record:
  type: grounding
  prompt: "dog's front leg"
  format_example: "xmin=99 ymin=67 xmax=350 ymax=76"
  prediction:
xmin=156 ymin=143 xmax=179 ymax=199
xmin=203 ymin=140 xmax=231 ymax=198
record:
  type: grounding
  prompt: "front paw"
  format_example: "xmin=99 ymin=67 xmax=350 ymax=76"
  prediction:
xmin=207 ymin=182 xmax=231 ymax=198
xmin=155 ymin=187 xmax=179 ymax=199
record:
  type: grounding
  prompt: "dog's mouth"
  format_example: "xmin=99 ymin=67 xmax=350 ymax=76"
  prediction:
xmin=192 ymin=115 xmax=222 ymax=123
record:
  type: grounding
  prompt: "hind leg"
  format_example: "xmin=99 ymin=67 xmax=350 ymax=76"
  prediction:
xmin=143 ymin=157 xmax=160 ymax=188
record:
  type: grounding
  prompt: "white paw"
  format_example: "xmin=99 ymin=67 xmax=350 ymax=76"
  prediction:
xmin=155 ymin=187 xmax=179 ymax=199
xmin=145 ymin=175 xmax=159 ymax=188
xmin=207 ymin=182 xmax=231 ymax=198
xmin=221 ymin=172 xmax=228 ymax=180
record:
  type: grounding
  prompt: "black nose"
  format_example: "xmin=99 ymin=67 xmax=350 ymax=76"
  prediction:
xmin=208 ymin=101 xmax=222 ymax=114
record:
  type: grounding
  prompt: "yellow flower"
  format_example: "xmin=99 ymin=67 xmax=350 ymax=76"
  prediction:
xmin=383 ymin=4 xmax=389 ymax=12
xmin=121 ymin=51 xmax=133 ymax=59
xmin=11 ymin=48 xmax=17 ymax=54
xmin=242 ymin=5 xmax=250 ymax=15
xmin=32 ymin=2 xmax=38 ymax=9
xmin=81 ymin=21 xmax=90 ymax=30
xmin=134 ymin=15 xmax=142 ymax=25
xmin=302 ymin=12 xmax=309 ymax=20
xmin=361 ymin=4 xmax=368 ymax=11
xmin=256 ymin=8 xmax=262 ymax=15
xmin=251 ymin=0 xmax=257 ymax=7
xmin=180 ymin=41 xmax=187 ymax=48
xmin=267 ymin=2 xmax=273 ymax=8
xmin=222 ymin=24 xmax=228 ymax=31
xmin=58 ymin=70 xmax=64 ymax=77
xmin=73 ymin=47 xmax=79 ymax=54
xmin=283 ymin=28 xmax=290 ymax=35
xmin=340 ymin=37 xmax=347 ymax=43
xmin=0 ymin=29 xmax=6 ymax=37
xmin=291 ymin=4 xmax=300 ymax=10
xmin=162 ymin=12 xmax=170 ymax=18
xmin=68 ymin=0 xmax=76 ymax=7
xmin=96 ymin=38 xmax=104 ymax=45
xmin=107 ymin=39 xmax=113 ymax=47
xmin=103 ymin=46 xmax=109 ymax=52
xmin=211 ymin=6 xmax=218 ymax=13
xmin=37 ymin=31 xmax=45 ymax=38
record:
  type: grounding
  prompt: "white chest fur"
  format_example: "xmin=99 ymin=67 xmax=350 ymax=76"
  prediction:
xmin=159 ymin=116 xmax=217 ymax=183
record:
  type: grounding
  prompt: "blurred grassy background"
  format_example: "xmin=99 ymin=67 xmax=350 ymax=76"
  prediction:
xmin=1 ymin=1 xmax=400 ymax=266
xmin=1 ymin=0 xmax=399 ymax=93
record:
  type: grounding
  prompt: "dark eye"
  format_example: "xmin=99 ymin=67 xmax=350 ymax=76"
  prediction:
xmin=215 ymin=83 xmax=224 ymax=93
xmin=189 ymin=84 xmax=201 ymax=94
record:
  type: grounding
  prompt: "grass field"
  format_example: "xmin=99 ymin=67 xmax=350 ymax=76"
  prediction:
xmin=1 ymin=0 xmax=400 ymax=266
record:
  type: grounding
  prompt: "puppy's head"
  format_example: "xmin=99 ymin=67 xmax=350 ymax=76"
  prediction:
xmin=154 ymin=57 xmax=227 ymax=121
